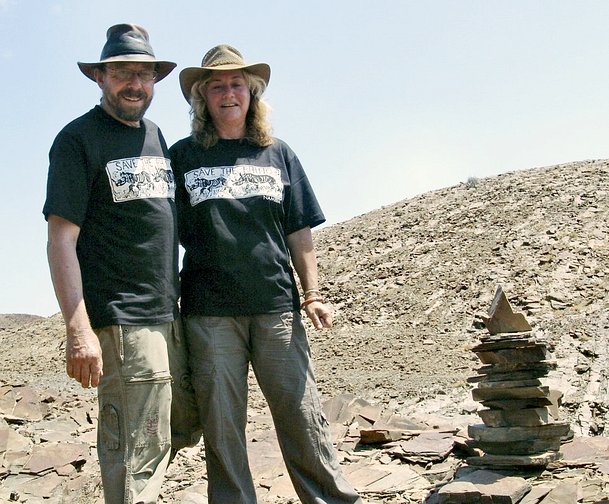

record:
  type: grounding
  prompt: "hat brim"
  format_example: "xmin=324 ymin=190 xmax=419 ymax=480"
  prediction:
xmin=78 ymin=55 xmax=177 ymax=83
xmin=179 ymin=62 xmax=271 ymax=103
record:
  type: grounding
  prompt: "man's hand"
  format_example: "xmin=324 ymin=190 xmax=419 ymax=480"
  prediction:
xmin=66 ymin=328 xmax=103 ymax=388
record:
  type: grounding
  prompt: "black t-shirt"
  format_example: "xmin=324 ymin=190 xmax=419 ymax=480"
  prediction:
xmin=43 ymin=106 xmax=179 ymax=328
xmin=169 ymin=137 xmax=325 ymax=316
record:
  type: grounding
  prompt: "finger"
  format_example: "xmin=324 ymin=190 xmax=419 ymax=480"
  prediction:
xmin=71 ymin=362 xmax=83 ymax=384
xmin=90 ymin=374 xmax=100 ymax=388
xmin=320 ymin=313 xmax=333 ymax=328
xmin=80 ymin=365 xmax=91 ymax=388
xmin=90 ymin=361 xmax=103 ymax=388
xmin=312 ymin=315 xmax=323 ymax=329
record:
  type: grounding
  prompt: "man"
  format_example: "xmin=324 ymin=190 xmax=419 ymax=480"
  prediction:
xmin=43 ymin=24 xmax=198 ymax=504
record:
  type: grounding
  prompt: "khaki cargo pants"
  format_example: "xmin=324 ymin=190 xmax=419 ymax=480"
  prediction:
xmin=96 ymin=321 xmax=180 ymax=504
xmin=185 ymin=312 xmax=362 ymax=504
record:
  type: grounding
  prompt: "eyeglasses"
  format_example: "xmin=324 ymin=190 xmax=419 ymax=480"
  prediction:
xmin=106 ymin=67 xmax=158 ymax=83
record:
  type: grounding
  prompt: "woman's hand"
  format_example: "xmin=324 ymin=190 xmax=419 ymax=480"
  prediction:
xmin=303 ymin=300 xmax=333 ymax=329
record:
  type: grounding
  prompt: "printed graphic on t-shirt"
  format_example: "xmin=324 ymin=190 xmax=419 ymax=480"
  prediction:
xmin=106 ymin=156 xmax=176 ymax=202
xmin=184 ymin=165 xmax=282 ymax=206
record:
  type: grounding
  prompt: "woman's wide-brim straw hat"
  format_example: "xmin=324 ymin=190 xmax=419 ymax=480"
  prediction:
xmin=179 ymin=44 xmax=271 ymax=103
xmin=78 ymin=23 xmax=176 ymax=83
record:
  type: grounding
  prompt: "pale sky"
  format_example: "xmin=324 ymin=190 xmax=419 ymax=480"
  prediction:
xmin=2 ymin=0 xmax=609 ymax=316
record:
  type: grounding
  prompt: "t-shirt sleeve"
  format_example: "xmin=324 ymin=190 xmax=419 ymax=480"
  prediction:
xmin=282 ymin=143 xmax=326 ymax=235
xmin=168 ymin=142 xmax=190 ymax=245
xmin=43 ymin=129 xmax=92 ymax=226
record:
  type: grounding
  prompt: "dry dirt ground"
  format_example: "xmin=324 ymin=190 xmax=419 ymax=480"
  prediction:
xmin=1 ymin=159 xmax=608 ymax=502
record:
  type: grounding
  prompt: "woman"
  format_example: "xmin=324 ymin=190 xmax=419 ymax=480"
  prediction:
xmin=169 ymin=45 xmax=362 ymax=504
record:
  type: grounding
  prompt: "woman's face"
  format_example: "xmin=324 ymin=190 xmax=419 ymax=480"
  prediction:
xmin=203 ymin=70 xmax=251 ymax=137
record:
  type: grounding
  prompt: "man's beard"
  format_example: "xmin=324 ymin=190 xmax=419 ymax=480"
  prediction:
xmin=103 ymin=89 xmax=153 ymax=123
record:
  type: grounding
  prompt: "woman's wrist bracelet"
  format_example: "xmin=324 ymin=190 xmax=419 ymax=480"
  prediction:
xmin=304 ymin=289 xmax=321 ymax=297
xmin=300 ymin=296 xmax=324 ymax=309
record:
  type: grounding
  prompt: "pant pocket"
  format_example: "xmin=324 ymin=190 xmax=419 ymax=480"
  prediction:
xmin=126 ymin=380 xmax=172 ymax=449
xmin=98 ymin=395 xmax=122 ymax=459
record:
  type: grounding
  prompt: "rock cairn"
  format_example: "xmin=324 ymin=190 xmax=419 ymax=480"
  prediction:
xmin=467 ymin=287 xmax=571 ymax=467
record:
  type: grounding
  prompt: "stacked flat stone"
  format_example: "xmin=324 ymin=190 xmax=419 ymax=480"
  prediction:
xmin=466 ymin=287 xmax=571 ymax=467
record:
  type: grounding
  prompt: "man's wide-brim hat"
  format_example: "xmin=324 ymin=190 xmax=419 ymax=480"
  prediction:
xmin=179 ymin=44 xmax=271 ymax=103
xmin=78 ymin=23 xmax=176 ymax=82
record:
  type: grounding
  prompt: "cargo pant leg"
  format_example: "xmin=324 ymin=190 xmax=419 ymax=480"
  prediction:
xmin=97 ymin=324 xmax=172 ymax=504
xmin=184 ymin=315 xmax=257 ymax=504
xmin=251 ymin=312 xmax=363 ymax=504
xmin=167 ymin=317 xmax=203 ymax=452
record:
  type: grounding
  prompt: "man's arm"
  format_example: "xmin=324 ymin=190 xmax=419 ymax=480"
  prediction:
xmin=47 ymin=214 xmax=103 ymax=388
xmin=286 ymin=226 xmax=332 ymax=329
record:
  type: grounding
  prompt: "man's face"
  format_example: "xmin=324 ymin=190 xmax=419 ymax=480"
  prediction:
xmin=95 ymin=62 xmax=156 ymax=126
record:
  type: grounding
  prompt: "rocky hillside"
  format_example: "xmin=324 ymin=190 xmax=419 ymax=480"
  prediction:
xmin=310 ymin=158 xmax=609 ymax=436
xmin=1 ymin=158 xmax=608 ymax=502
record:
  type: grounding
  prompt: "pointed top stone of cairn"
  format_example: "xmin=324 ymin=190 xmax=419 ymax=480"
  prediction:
xmin=482 ymin=286 xmax=532 ymax=335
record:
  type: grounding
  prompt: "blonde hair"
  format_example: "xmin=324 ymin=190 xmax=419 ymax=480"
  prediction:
xmin=190 ymin=70 xmax=273 ymax=149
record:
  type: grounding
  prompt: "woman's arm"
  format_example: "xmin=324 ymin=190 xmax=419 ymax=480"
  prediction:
xmin=286 ymin=226 xmax=332 ymax=329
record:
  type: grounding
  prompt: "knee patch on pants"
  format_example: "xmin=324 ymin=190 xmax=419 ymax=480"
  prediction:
xmin=99 ymin=399 xmax=121 ymax=453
